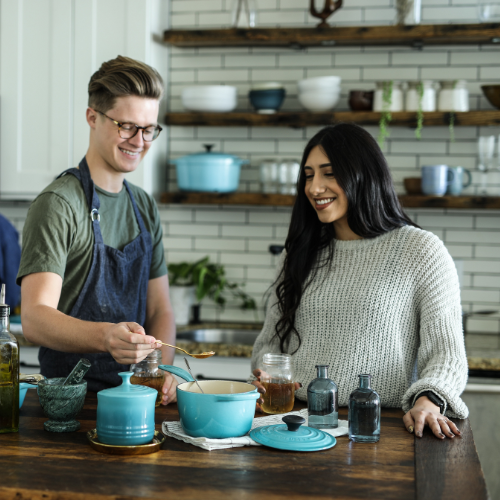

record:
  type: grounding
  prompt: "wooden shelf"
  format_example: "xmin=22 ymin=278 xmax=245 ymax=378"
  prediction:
xmin=161 ymin=192 xmax=500 ymax=209
xmin=163 ymin=23 xmax=500 ymax=48
xmin=164 ymin=110 xmax=500 ymax=128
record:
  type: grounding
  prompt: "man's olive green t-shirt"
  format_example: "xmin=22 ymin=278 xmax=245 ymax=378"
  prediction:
xmin=17 ymin=173 xmax=168 ymax=315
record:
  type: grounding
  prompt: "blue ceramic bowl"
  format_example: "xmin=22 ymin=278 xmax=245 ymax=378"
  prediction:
xmin=19 ymin=382 xmax=35 ymax=408
xmin=249 ymin=89 xmax=286 ymax=113
xmin=159 ymin=365 xmax=259 ymax=439
xmin=96 ymin=372 xmax=157 ymax=446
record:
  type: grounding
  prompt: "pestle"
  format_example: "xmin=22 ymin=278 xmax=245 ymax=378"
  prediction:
xmin=62 ymin=358 xmax=92 ymax=386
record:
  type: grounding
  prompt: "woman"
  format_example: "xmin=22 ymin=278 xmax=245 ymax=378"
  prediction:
xmin=251 ymin=123 xmax=468 ymax=440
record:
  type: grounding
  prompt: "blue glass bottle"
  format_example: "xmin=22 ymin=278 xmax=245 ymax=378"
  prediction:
xmin=307 ymin=365 xmax=338 ymax=429
xmin=348 ymin=374 xmax=380 ymax=443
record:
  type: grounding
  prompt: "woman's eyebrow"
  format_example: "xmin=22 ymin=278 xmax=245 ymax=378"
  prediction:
xmin=319 ymin=163 xmax=332 ymax=168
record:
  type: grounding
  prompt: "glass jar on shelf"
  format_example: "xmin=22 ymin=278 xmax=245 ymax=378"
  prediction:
xmin=278 ymin=159 xmax=300 ymax=195
xmin=373 ymin=81 xmax=404 ymax=112
xmin=395 ymin=0 xmax=422 ymax=25
xmin=130 ymin=349 xmax=165 ymax=407
xmin=260 ymin=353 xmax=294 ymax=414
xmin=259 ymin=159 xmax=279 ymax=193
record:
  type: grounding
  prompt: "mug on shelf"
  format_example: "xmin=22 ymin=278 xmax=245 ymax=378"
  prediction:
xmin=446 ymin=166 xmax=472 ymax=196
xmin=421 ymin=165 xmax=456 ymax=196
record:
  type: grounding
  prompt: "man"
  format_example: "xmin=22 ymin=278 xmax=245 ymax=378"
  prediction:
xmin=17 ymin=55 xmax=177 ymax=403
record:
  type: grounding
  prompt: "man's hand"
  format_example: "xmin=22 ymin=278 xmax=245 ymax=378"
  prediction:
xmin=159 ymin=371 xmax=178 ymax=405
xmin=403 ymin=395 xmax=461 ymax=439
xmin=103 ymin=322 xmax=157 ymax=365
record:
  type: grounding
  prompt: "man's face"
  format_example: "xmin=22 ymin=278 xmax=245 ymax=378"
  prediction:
xmin=88 ymin=95 xmax=160 ymax=175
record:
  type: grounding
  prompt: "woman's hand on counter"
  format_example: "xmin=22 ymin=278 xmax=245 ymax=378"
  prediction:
xmin=104 ymin=322 xmax=157 ymax=365
xmin=160 ymin=373 xmax=178 ymax=405
xmin=403 ymin=396 xmax=461 ymax=440
xmin=251 ymin=368 xmax=301 ymax=413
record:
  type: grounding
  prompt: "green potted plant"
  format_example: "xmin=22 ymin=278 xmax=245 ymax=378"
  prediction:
xmin=168 ymin=257 xmax=257 ymax=324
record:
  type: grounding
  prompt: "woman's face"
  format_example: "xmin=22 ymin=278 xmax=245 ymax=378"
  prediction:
xmin=304 ymin=146 xmax=349 ymax=225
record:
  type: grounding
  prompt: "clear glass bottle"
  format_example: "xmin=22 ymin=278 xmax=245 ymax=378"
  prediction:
xmin=307 ymin=365 xmax=338 ymax=429
xmin=130 ymin=350 xmax=165 ymax=407
xmin=260 ymin=353 xmax=294 ymax=414
xmin=348 ymin=374 xmax=381 ymax=443
xmin=0 ymin=285 xmax=19 ymax=433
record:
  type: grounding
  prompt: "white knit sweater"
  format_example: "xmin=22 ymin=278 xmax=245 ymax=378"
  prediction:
xmin=250 ymin=226 xmax=469 ymax=419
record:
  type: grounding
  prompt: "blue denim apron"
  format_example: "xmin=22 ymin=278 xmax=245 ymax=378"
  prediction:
xmin=39 ymin=157 xmax=153 ymax=391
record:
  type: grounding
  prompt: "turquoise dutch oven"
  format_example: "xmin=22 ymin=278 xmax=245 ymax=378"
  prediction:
xmin=96 ymin=371 xmax=157 ymax=446
xmin=159 ymin=365 xmax=259 ymax=438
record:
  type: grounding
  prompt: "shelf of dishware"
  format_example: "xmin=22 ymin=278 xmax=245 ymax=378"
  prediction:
xmin=160 ymin=192 xmax=500 ymax=209
xmin=162 ymin=23 xmax=500 ymax=48
xmin=164 ymin=110 xmax=500 ymax=128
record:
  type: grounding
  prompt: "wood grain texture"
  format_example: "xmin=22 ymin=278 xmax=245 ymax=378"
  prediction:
xmin=162 ymin=23 xmax=500 ymax=48
xmin=160 ymin=192 xmax=500 ymax=210
xmin=415 ymin=419 xmax=488 ymax=500
xmin=164 ymin=111 xmax=500 ymax=128
xmin=0 ymin=391 xmax=485 ymax=500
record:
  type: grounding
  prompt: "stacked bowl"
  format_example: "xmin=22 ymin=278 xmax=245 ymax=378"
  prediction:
xmin=181 ymin=85 xmax=237 ymax=112
xmin=298 ymin=76 xmax=341 ymax=112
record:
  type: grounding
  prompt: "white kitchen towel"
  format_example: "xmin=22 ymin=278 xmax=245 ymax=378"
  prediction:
xmin=162 ymin=408 xmax=349 ymax=451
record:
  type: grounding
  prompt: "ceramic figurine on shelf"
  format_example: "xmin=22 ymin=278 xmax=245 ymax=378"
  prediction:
xmin=310 ymin=0 xmax=343 ymax=28
xmin=348 ymin=374 xmax=381 ymax=443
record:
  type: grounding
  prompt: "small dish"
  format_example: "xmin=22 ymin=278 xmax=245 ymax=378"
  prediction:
xmin=86 ymin=429 xmax=165 ymax=455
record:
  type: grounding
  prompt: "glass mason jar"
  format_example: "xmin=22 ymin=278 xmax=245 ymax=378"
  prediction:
xmin=260 ymin=353 xmax=294 ymax=414
xmin=259 ymin=159 xmax=279 ymax=193
xmin=130 ymin=350 xmax=165 ymax=407
xmin=348 ymin=374 xmax=381 ymax=443
xmin=395 ymin=0 xmax=422 ymax=25
xmin=278 ymin=159 xmax=300 ymax=195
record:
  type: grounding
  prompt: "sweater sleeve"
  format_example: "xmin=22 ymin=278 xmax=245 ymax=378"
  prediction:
xmin=248 ymin=251 xmax=287 ymax=382
xmin=401 ymin=234 xmax=469 ymax=418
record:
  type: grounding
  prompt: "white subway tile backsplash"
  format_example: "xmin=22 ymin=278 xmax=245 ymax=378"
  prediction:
xmin=461 ymin=289 xmax=500 ymax=303
xmin=221 ymin=252 xmax=273 ymax=266
xmin=195 ymin=209 xmax=246 ymax=223
xmin=419 ymin=215 xmax=474 ymax=229
xmin=195 ymin=237 xmax=246 ymax=251
xmin=473 ymin=275 xmax=500 ymax=288
xmin=221 ymin=225 xmax=274 ymax=238
xmin=475 ymin=246 xmax=500 ymax=259
xmin=169 ymin=223 xmax=219 ymax=237
xmin=447 ymin=230 xmax=500 ymax=245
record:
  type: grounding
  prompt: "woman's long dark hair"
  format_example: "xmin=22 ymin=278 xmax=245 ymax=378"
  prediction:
xmin=274 ymin=123 xmax=419 ymax=353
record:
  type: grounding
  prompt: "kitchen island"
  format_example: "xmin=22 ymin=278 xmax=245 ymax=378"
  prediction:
xmin=0 ymin=390 xmax=488 ymax=500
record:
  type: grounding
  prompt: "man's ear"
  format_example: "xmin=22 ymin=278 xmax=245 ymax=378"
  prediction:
xmin=86 ymin=107 xmax=98 ymax=129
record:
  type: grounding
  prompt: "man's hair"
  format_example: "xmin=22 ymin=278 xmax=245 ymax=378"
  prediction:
xmin=88 ymin=55 xmax=164 ymax=112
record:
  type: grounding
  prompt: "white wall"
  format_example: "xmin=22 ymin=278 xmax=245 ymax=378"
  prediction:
xmin=0 ymin=0 xmax=169 ymax=198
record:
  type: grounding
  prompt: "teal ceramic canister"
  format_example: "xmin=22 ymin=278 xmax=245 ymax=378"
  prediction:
xmin=159 ymin=365 xmax=259 ymax=439
xmin=96 ymin=371 xmax=157 ymax=446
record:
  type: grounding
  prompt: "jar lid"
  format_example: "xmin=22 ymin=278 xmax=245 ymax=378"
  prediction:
xmin=250 ymin=416 xmax=336 ymax=452
xmin=263 ymin=353 xmax=291 ymax=365
xmin=98 ymin=372 xmax=157 ymax=399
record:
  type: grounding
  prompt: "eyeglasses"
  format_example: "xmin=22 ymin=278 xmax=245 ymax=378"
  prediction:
xmin=95 ymin=110 xmax=162 ymax=142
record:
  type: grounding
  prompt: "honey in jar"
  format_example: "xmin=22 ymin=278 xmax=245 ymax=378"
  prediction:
xmin=130 ymin=350 xmax=165 ymax=407
xmin=260 ymin=353 xmax=295 ymax=414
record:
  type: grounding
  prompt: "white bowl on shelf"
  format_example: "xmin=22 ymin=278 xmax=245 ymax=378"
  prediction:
xmin=298 ymin=76 xmax=342 ymax=92
xmin=298 ymin=90 xmax=341 ymax=112
xmin=181 ymin=85 xmax=237 ymax=112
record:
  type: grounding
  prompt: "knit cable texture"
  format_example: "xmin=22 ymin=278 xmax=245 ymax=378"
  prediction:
xmin=250 ymin=226 xmax=469 ymax=419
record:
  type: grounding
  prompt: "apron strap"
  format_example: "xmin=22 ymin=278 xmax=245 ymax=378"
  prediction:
xmin=123 ymin=180 xmax=148 ymax=233
xmin=58 ymin=158 xmax=104 ymax=245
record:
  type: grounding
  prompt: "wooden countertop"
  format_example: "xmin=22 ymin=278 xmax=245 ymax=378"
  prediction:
xmin=0 ymin=391 xmax=488 ymax=500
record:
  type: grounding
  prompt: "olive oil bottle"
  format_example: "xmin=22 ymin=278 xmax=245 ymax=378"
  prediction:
xmin=0 ymin=285 xmax=19 ymax=433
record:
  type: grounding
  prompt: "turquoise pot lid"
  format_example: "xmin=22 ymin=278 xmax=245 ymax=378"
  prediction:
xmin=98 ymin=371 xmax=157 ymax=399
xmin=250 ymin=415 xmax=336 ymax=452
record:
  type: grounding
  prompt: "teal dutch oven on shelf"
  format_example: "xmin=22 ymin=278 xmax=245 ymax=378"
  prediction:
xmin=96 ymin=371 xmax=157 ymax=446
xmin=171 ymin=144 xmax=248 ymax=193
xmin=159 ymin=365 xmax=259 ymax=439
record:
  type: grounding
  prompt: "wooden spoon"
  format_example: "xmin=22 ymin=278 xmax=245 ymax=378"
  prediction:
xmin=156 ymin=341 xmax=215 ymax=359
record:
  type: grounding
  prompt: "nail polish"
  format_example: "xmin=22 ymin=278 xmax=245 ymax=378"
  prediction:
xmin=416 ymin=431 xmax=422 ymax=437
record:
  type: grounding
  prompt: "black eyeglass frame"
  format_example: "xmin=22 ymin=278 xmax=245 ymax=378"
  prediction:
xmin=95 ymin=109 xmax=162 ymax=142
